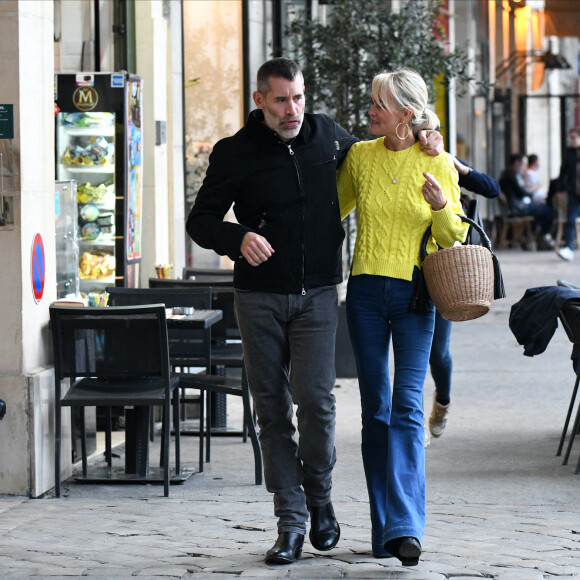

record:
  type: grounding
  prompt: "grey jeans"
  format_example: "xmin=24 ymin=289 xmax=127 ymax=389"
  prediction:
xmin=234 ymin=286 xmax=338 ymax=534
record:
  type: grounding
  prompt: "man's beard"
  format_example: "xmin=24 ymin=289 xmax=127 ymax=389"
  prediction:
xmin=277 ymin=115 xmax=303 ymax=140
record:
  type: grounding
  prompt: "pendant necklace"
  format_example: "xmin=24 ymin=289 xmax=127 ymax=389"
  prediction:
xmin=384 ymin=139 xmax=413 ymax=185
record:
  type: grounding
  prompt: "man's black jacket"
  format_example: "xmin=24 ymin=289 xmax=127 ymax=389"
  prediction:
xmin=509 ymin=286 xmax=580 ymax=356
xmin=186 ymin=110 xmax=357 ymax=294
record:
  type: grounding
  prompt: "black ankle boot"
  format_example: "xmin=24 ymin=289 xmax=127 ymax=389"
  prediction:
xmin=307 ymin=501 xmax=340 ymax=551
xmin=384 ymin=536 xmax=421 ymax=566
xmin=265 ymin=532 xmax=304 ymax=564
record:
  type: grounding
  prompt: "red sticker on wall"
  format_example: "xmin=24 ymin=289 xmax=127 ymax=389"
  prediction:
xmin=31 ymin=233 xmax=45 ymax=303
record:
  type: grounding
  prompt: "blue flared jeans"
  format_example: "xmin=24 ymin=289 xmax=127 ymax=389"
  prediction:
xmin=234 ymin=286 xmax=338 ymax=535
xmin=346 ymin=272 xmax=434 ymax=553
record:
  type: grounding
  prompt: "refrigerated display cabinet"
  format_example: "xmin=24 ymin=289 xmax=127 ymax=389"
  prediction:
xmin=55 ymin=72 xmax=143 ymax=293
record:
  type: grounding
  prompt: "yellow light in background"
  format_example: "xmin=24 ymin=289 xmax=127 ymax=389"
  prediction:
xmin=514 ymin=5 xmax=532 ymax=52
xmin=531 ymin=9 xmax=545 ymax=90
xmin=532 ymin=9 xmax=543 ymax=50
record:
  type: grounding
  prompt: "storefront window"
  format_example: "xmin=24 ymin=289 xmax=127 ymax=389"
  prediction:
xmin=183 ymin=0 xmax=243 ymax=268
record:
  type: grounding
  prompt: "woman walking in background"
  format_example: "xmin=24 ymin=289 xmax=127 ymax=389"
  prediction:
xmin=337 ymin=68 xmax=468 ymax=566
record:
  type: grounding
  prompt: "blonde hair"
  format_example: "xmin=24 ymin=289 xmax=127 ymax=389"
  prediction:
xmin=371 ymin=68 xmax=440 ymax=136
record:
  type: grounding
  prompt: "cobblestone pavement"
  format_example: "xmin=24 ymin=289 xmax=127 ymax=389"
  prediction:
xmin=1 ymin=250 xmax=580 ymax=579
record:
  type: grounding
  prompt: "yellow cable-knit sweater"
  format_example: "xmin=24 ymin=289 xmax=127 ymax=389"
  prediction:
xmin=337 ymin=139 xmax=468 ymax=281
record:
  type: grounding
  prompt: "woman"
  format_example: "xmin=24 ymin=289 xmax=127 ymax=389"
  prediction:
xmin=427 ymin=156 xmax=500 ymax=445
xmin=337 ymin=68 xmax=468 ymax=566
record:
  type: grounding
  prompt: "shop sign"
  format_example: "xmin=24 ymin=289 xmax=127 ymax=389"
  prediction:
xmin=73 ymin=86 xmax=98 ymax=112
xmin=0 ymin=104 xmax=14 ymax=139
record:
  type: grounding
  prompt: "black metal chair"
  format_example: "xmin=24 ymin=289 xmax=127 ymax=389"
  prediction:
xmin=148 ymin=278 xmax=262 ymax=484
xmin=106 ymin=286 xmax=213 ymax=474
xmin=556 ymin=280 xmax=580 ymax=473
xmin=108 ymin=286 xmax=262 ymax=485
xmin=50 ymin=304 xmax=181 ymax=497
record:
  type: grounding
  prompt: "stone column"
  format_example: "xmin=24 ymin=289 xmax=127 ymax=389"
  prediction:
xmin=0 ymin=0 xmax=63 ymax=497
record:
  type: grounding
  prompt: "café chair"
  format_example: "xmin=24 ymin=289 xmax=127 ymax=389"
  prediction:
xmin=147 ymin=278 xmax=262 ymax=484
xmin=150 ymin=278 xmax=242 ymax=385
xmin=50 ymin=304 xmax=181 ymax=497
xmin=497 ymin=191 xmax=535 ymax=250
xmin=176 ymin=366 xmax=262 ymax=485
xmin=108 ymin=286 xmax=262 ymax=484
xmin=556 ymin=280 xmax=580 ymax=473
xmin=106 ymin=286 xmax=212 ymax=474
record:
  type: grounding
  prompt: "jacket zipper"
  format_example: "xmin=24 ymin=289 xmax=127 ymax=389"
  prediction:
xmin=285 ymin=142 xmax=306 ymax=295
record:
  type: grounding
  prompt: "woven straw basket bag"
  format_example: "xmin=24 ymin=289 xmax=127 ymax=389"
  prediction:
xmin=420 ymin=215 xmax=504 ymax=322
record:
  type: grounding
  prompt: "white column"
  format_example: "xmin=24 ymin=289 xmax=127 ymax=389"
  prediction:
xmin=0 ymin=0 xmax=61 ymax=496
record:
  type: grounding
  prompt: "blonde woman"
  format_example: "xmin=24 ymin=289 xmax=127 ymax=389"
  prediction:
xmin=338 ymin=68 xmax=468 ymax=566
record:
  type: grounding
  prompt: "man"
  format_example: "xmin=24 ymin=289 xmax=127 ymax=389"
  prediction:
xmin=556 ymin=127 xmax=580 ymax=261
xmin=499 ymin=153 xmax=554 ymax=250
xmin=187 ymin=57 xmax=442 ymax=564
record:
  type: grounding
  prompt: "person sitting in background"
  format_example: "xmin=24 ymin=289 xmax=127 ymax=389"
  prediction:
xmin=556 ymin=127 xmax=580 ymax=262
xmin=499 ymin=153 xmax=554 ymax=250
xmin=427 ymin=157 xmax=499 ymax=445
xmin=524 ymin=154 xmax=548 ymax=207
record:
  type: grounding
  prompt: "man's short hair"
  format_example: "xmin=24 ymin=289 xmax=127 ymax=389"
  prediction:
xmin=570 ymin=127 xmax=580 ymax=138
xmin=257 ymin=58 xmax=302 ymax=94
xmin=528 ymin=154 xmax=538 ymax=166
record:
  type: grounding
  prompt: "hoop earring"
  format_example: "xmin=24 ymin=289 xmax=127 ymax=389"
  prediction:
xmin=396 ymin=122 xmax=410 ymax=140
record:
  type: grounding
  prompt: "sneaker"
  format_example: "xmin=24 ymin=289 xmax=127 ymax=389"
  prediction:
xmin=429 ymin=391 xmax=450 ymax=437
xmin=557 ymin=247 xmax=574 ymax=262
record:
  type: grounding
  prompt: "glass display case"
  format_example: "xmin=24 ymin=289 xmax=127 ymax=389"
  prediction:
xmin=55 ymin=72 xmax=143 ymax=292
xmin=55 ymin=113 xmax=117 ymax=294
xmin=54 ymin=180 xmax=79 ymax=298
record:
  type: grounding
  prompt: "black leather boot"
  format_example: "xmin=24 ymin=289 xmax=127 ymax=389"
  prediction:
xmin=265 ymin=532 xmax=304 ymax=564
xmin=384 ymin=536 xmax=422 ymax=566
xmin=307 ymin=501 xmax=340 ymax=551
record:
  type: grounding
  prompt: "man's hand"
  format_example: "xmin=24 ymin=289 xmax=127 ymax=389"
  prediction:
xmin=418 ymin=130 xmax=444 ymax=156
xmin=241 ymin=232 xmax=274 ymax=266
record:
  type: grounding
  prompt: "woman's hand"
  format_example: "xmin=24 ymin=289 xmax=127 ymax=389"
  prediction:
xmin=422 ymin=172 xmax=447 ymax=211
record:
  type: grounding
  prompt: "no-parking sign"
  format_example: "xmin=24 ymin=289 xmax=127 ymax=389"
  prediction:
xmin=31 ymin=233 xmax=45 ymax=303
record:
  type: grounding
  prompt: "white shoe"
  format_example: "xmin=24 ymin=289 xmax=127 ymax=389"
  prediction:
xmin=557 ymin=247 xmax=574 ymax=261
